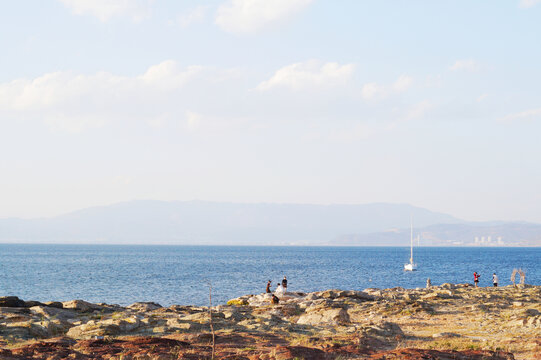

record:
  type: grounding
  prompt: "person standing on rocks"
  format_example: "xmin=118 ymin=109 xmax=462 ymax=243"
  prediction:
xmin=275 ymin=282 xmax=284 ymax=297
xmin=492 ymin=273 xmax=499 ymax=287
xmin=473 ymin=272 xmax=481 ymax=287
xmin=282 ymin=276 xmax=288 ymax=293
xmin=266 ymin=280 xmax=272 ymax=293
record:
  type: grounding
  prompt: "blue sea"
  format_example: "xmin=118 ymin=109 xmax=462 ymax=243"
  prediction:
xmin=0 ymin=245 xmax=538 ymax=306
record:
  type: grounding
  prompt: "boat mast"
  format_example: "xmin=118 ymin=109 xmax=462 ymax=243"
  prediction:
xmin=410 ymin=216 xmax=413 ymax=264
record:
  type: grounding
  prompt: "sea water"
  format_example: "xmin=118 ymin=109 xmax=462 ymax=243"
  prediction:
xmin=0 ymin=244 xmax=538 ymax=306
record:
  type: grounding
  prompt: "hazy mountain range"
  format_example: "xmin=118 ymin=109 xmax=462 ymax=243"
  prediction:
xmin=0 ymin=200 xmax=539 ymax=246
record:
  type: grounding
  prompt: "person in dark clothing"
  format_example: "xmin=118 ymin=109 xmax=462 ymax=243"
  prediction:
xmin=473 ymin=272 xmax=481 ymax=287
xmin=282 ymin=276 xmax=287 ymax=292
xmin=266 ymin=280 xmax=272 ymax=293
xmin=271 ymin=294 xmax=279 ymax=304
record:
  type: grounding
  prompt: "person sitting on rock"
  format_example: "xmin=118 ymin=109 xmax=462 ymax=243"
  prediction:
xmin=266 ymin=280 xmax=272 ymax=293
xmin=282 ymin=276 xmax=288 ymax=293
xmin=271 ymin=294 xmax=279 ymax=304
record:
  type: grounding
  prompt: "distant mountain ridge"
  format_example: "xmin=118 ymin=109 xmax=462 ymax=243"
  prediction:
xmin=0 ymin=200 xmax=539 ymax=246
xmin=0 ymin=200 xmax=462 ymax=245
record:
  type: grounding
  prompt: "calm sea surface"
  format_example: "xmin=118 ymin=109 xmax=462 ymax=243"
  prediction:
xmin=0 ymin=245 xmax=538 ymax=306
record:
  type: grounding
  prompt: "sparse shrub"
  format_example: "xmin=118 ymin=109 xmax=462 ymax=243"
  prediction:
xmin=227 ymin=299 xmax=247 ymax=306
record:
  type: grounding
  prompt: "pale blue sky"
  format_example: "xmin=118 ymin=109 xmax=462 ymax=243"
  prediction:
xmin=1 ymin=0 xmax=540 ymax=222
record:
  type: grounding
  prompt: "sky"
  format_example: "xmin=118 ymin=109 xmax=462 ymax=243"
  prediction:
xmin=1 ymin=0 xmax=540 ymax=222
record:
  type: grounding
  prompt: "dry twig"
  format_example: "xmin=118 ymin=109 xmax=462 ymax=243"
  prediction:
xmin=208 ymin=281 xmax=216 ymax=360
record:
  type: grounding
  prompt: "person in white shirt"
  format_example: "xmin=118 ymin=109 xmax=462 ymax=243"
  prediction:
xmin=492 ymin=273 xmax=499 ymax=287
xmin=275 ymin=283 xmax=284 ymax=297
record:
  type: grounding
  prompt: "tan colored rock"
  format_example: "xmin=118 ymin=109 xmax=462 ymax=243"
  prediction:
xmin=62 ymin=300 xmax=105 ymax=312
xmin=360 ymin=321 xmax=403 ymax=338
xmin=247 ymin=293 xmax=272 ymax=306
xmin=341 ymin=290 xmax=375 ymax=301
xmin=222 ymin=308 xmax=244 ymax=321
xmin=28 ymin=319 xmax=71 ymax=338
xmin=30 ymin=305 xmax=78 ymax=321
xmin=66 ymin=319 xmax=121 ymax=339
xmin=420 ymin=290 xmax=454 ymax=300
xmin=127 ymin=302 xmax=162 ymax=312
xmin=4 ymin=322 xmax=35 ymax=339
xmin=180 ymin=311 xmax=210 ymax=323
xmin=297 ymin=307 xmax=349 ymax=326
xmin=347 ymin=308 xmax=370 ymax=323
xmin=117 ymin=316 xmax=142 ymax=332
xmin=0 ymin=285 xmax=539 ymax=359
xmin=165 ymin=317 xmax=198 ymax=330
xmin=319 ymin=289 xmax=344 ymax=299
xmin=440 ymin=283 xmax=457 ymax=289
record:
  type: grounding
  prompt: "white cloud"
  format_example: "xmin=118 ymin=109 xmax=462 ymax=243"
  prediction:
xmin=0 ymin=62 xmax=258 ymax=135
xmin=500 ymin=107 xmax=541 ymax=122
xmin=382 ymin=100 xmax=432 ymax=132
xmin=58 ymin=0 xmax=153 ymax=22
xmin=44 ymin=113 xmax=107 ymax=133
xmin=112 ymin=175 xmax=134 ymax=186
xmin=361 ymin=74 xmax=414 ymax=101
xmin=361 ymin=82 xmax=386 ymax=100
xmin=256 ymin=60 xmax=354 ymax=91
xmin=185 ymin=111 xmax=202 ymax=130
xmin=327 ymin=123 xmax=378 ymax=142
xmin=183 ymin=110 xmax=256 ymax=134
xmin=519 ymin=0 xmax=541 ymax=8
xmin=392 ymin=75 xmax=413 ymax=92
xmin=177 ymin=5 xmax=210 ymax=28
xmin=425 ymin=74 xmax=443 ymax=88
xmin=477 ymin=94 xmax=489 ymax=102
xmin=404 ymin=100 xmax=431 ymax=120
xmin=138 ymin=60 xmax=204 ymax=88
xmin=0 ymin=61 xmax=206 ymax=133
xmin=147 ymin=114 xmax=168 ymax=129
xmin=450 ymin=59 xmax=479 ymax=72
xmin=215 ymin=0 xmax=313 ymax=34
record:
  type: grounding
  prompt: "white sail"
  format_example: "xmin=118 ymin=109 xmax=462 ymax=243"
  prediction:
xmin=404 ymin=217 xmax=417 ymax=271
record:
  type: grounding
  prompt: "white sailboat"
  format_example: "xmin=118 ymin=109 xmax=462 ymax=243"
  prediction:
xmin=404 ymin=218 xmax=417 ymax=271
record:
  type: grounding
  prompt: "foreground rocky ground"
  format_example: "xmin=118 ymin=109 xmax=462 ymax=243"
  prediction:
xmin=0 ymin=284 xmax=539 ymax=359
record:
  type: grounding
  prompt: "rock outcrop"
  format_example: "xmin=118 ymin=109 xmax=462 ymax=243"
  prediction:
xmin=0 ymin=284 xmax=539 ymax=359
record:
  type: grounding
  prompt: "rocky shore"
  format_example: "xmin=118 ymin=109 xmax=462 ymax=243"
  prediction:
xmin=0 ymin=284 xmax=539 ymax=359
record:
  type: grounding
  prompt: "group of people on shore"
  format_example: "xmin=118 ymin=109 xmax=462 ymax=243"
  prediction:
xmin=266 ymin=276 xmax=287 ymax=304
xmin=424 ymin=272 xmax=500 ymax=289
xmin=266 ymin=272 xmax=501 ymax=302
xmin=473 ymin=271 xmax=499 ymax=287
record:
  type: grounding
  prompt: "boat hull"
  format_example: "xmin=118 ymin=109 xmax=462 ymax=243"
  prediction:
xmin=404 ymin=263 xmax=417 ymax=271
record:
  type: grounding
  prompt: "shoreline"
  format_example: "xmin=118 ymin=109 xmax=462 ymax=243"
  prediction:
xmin=1 ymin=242 xmax=540 ymax=247
xmin=0 ymin=283 xmax=539 ymax=359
